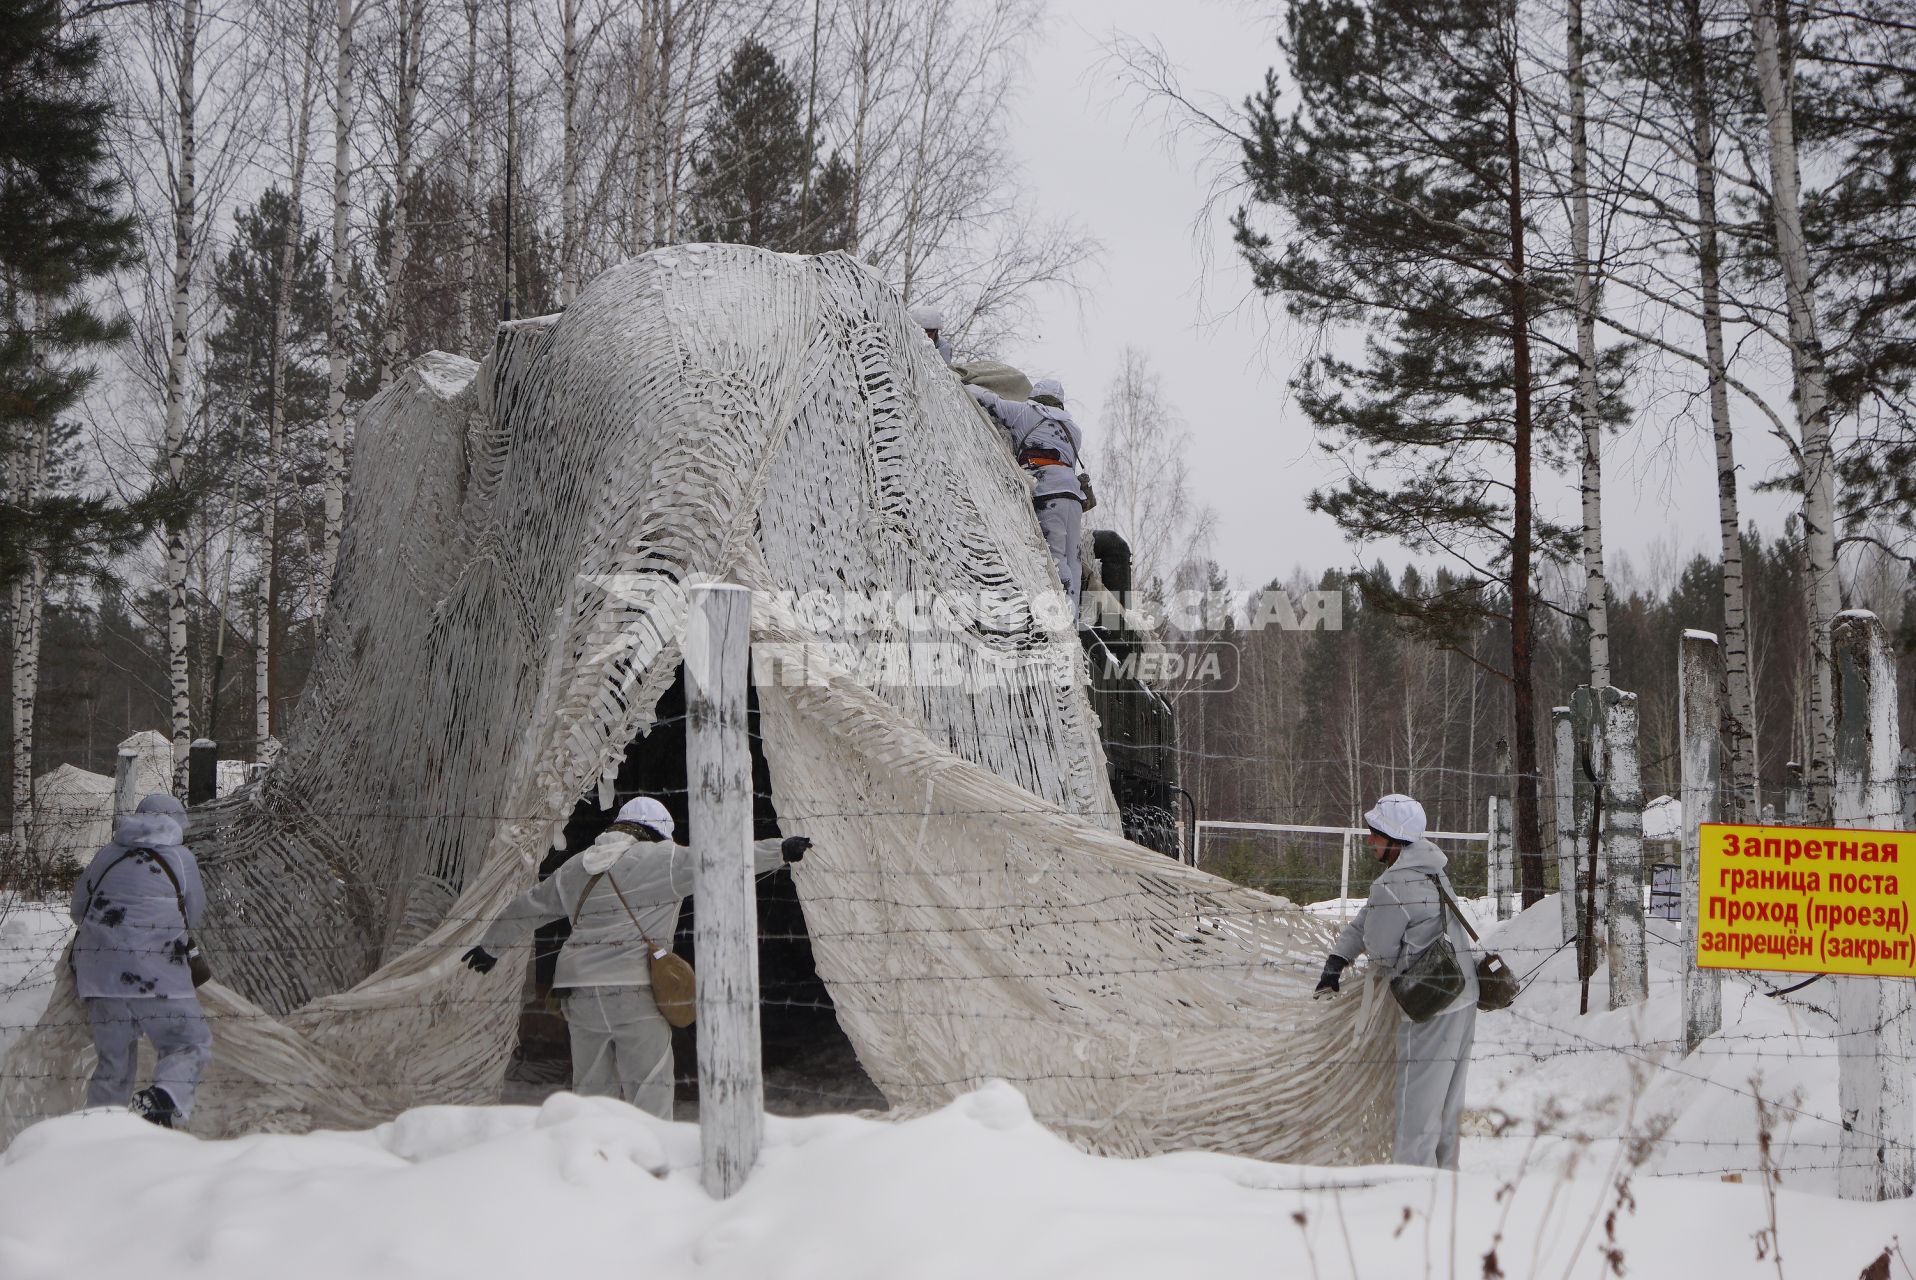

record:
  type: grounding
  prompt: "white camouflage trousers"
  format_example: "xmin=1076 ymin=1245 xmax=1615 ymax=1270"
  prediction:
xmin=565 ymin=986 xmax=674 ymax=1118
xmin=1033 ymin=495 xmax=1084 ymax=619
xmin=85 ymin=996 xmax=212 ymax=1119
xmin=1393 ymin=1003 xmax=1475 ymax=1169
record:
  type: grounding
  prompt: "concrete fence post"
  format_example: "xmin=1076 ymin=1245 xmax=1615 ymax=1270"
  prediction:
xmin=1678 ymin=631 xmax=1723 ymax=1053
xmin=1899 ymin=746 xmax=1915 ymax=831
xmin=1831 ymin=611 xmax=1914 ymax=1202
xmin=688 ymin=583 xmax=762 ymax=1199
xmin=113 ymin=748 xmax=140 ymax=818
xmin=1601 ymin=686 xmax=1648 ymax=1010
xmin=1490 ymin=738 xmax=1513 ymax=920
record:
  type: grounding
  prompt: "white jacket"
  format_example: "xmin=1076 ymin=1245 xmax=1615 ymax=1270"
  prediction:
xmin=481 ymin=830 xmax=788 ymax=987
xmin=1331 ymin=838 xmax=1480 ymax=1015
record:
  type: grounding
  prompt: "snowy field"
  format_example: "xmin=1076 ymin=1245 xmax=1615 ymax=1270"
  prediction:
xmin=1 ymin=893 xmax=1911 ymax=1279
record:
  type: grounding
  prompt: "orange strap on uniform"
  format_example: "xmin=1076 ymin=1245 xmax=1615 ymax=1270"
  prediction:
xmin=1019 ymin=451 xmax=1070 ymax=467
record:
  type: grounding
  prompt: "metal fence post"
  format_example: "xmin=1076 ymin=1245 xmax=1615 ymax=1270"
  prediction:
xmin=1831 ymin=611 xmax=1914 ymax=1201
xmin=688 ymin=583 xmax=762 ymax=1199
xmin=187 ymin=739 xmax=219 ymax=805
xmin=1338 ymin=827 xmax=1352 ymax=918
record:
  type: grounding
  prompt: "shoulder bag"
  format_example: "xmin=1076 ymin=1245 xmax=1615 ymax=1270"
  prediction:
xmin=140 ymin=849 xmax=214 ymax=988
xmin=1429 ymin=875 xmax=1520 ymax=1012
xmin=1387 ymin=880 xmax=1467 ymax=1023
xmin=573 ymin=872 xmax=697 ymax=1029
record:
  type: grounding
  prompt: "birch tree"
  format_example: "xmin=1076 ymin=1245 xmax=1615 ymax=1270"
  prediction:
xmin=378 ymin=0 xmax=428 ymax=385
xmin=1089 ymin=348 xmax=1217 ymax=597
xmin=1746 ymin=0 xmax=1840 ymax=821
xmin=259 ymin=0 xmax=323 ymax=747
xmin=456 ymin=0 xmax=480 ymax=352
xmin=162 ymin=0 xmax=201 ymax=792
xmin=321 ymin=0 xmax=360 ymax=604
xmin=824 ymin=0 xmax=1093 ymax=349
xmin=1681 ymin=0 xmax=1758 ymax=818
xmin=7 ymin=307 xmax=47 ymax=844
xmin=502 ymin=0 xmax=517 ymax=310
xmin=1567 ymin=0 xmax=1610 ymax=690
xmin=557 ymin=0 xmax=590 ymax=304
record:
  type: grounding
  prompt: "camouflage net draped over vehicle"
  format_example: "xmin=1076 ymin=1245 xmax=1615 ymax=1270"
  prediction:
xmin=1 ymin=245 xmax=1395 ymax=1161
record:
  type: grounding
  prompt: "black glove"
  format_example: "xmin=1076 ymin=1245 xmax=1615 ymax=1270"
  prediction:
xmin=781 ymin=836 xmax=812 ymax=863
xmin=461 ymin=945 xmax=498 ymax=974
xmin=1314 ymin=954 xmax=1348 ymax=999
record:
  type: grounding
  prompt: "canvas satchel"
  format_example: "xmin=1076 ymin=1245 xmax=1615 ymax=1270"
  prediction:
xmin=1431 ymin=876 xmax=1520 ymax=1012
xmin=1388 ymin=912 xmax=1465 ymax=1024
xmin=574 ymin=871 xmax=697 ymax=1029
xmin=953 ymin=359 xmax=1032 ymax=401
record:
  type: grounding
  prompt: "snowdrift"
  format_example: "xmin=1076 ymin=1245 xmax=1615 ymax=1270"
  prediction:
xmin=1 ymin=1082 xmax=1905 ymax=1280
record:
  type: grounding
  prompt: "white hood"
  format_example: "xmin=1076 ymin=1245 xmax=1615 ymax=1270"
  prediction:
xmin=580 ymin=830 xmax=638 ymax=875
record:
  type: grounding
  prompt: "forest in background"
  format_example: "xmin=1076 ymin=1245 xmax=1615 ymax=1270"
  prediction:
xmin=5 ymin=0 xmax=1916 ymax=904
xmin=1176 ymin=537 xmax=1915 ymax=904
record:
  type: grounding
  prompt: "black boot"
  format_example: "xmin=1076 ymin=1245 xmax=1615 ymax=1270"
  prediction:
xmin=129 ymin=1086 xmax=179 ymax=1129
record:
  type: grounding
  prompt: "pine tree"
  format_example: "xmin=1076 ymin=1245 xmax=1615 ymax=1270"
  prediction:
xmin=0 ymin=0 xmax=146 ymax=587
xmin=205 ymin=188 xmax=337 ymax=732
xmin=1800 ymin=3 xmax=1916 ymax=546
xmin=208 ymin=191 xmax=333 ymax=457
xmin=1233 ymin=0 xmax=1560 ymax=903
xmin=687 ymin=40 xmax=819 ymax=252
xmin=2 ymin=0 xmax=144 ymax=838
xmin=804 ymin=152 xmax=857 ymax=255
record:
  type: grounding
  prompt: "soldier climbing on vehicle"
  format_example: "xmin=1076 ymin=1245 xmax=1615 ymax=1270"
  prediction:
xmin=965 ymin=375 xmax=1095 ymax=621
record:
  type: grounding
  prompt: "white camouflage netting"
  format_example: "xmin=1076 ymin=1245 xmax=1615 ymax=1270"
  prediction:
xmin=1 ymin=245 xmax=1394 ymax=1160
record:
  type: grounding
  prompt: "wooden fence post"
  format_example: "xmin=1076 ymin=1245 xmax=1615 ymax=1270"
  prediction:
xmin=1831 ymin=611 xmax=1914 ymax=1202
xmin=1553 ymin=706 xmax=1579 ymax=945
xmin=1678 ymin=631 xmax=1722 ymax=1052
xmin=688 ymin=583 xmax=762 ymax=1199
xmin=1601 ymin=686 xmax=1648 ymax=1010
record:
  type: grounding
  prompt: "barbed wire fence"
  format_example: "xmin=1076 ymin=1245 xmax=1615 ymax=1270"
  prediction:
xmin=0 ymin=619 xmax=1911 ymax=1202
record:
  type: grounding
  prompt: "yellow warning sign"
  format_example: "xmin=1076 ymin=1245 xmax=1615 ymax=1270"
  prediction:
xmin=1697 ymin=823 xmax=1915 ymax=977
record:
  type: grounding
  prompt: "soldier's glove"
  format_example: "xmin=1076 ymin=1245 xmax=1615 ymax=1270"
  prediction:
xmin=781 ymin=836 xmax=812 ymax=863
xmin=461 ymin=946 xmax=498 ymax=974
xmin=1313 ymin=954 xmax=1348 ymax=999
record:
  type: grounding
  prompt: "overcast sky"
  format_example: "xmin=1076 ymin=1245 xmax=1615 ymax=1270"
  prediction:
xmin=991 ymin=0 xmax=1798 ymax=596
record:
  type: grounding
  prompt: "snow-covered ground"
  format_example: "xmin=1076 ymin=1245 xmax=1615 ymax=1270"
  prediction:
xmin=0 ymin=897 xmax=71 ymax=1068
xmin=1464 ymin=895 xmax=1857 ymax=1196
xmin=0 ymin=893 xmax=1908 ymax=1279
